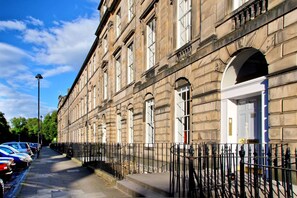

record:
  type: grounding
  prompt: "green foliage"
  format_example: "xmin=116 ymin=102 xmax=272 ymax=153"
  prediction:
xmin=0 ymin=112 xmax=11 ymax=143
xmin=42 ymin=110 xmax=57 ymax=142
xmin=4 ymin=110 xmax=57 ymax=144
xmin=0 ymin=112 xmax=10 ymax=132
xmin=10 ymin=117 xmax=27 ymax=135
xmin=26 ymin=118 xmax=39 ymax=135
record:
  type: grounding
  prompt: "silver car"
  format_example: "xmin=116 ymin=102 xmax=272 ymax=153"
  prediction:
xmin=2 ymin=142 xmax=33 ymax=156
xmin=0 ymin=145 xmax=32 ymax=163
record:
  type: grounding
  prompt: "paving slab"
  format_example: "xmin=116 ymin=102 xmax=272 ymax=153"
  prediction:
xmin=16 ymin=146 xmax=130 ymax=198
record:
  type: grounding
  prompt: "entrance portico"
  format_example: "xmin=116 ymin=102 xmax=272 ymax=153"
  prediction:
xmin=221 ymin=48 xmax=269 ymax=144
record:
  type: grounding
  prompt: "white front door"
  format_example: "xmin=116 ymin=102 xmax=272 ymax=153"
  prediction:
xmin=237 ymin=96 xmax=261 ymax=143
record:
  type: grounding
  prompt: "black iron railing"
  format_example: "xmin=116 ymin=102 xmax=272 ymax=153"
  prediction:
xmin=50 ymin=142 xmax=297 ymax=197
xmin=50 ymin=142 xmax=172 ymax=179
xmin=170 ymin=143 xmax=297 ymax=198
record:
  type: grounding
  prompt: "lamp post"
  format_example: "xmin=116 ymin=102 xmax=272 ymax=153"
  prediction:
xmin=40 ymin=115 xmax=43 ymax=146
xmin=35 ymin=74 xmax=43 ymax=146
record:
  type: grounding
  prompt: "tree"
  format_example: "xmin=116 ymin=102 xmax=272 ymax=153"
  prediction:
xmin=26 ymin=118 xmax=39 ymax=136
xmin=42 ymin=110 xmax=57 ymax=143
xmin=10 ymin=117 xmax=28 ymax=141
xmin=0 ymin=112 xmax=11 ymax=143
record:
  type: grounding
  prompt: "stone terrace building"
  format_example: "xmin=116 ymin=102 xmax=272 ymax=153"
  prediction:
xmin=58 ymin=0 xmax=297 ymax=146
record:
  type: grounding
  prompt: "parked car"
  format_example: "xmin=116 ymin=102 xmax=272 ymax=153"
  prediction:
xmin=0 ymin=157 xmax=15 ymax=171
xmin=28 ymin=143 xmax=41 ymax=154
xmin=0 ymin=178 xmax=3 ymax=198
xmin=0 ymin=145 xmax=32 ymax=163
xmin=2 ymin=142 xmax=33 ymax=156
xmin=0 ymin=159 xmax=14 ymax=182
xmin=0 ymin=150 xmax=30 ymax=168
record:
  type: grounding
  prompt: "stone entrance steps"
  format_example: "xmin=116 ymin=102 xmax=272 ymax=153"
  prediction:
xmin=117 ymin=172 xmax=170 ymax=197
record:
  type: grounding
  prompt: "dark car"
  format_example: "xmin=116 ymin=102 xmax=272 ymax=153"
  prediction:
xmin=29 ymin=143 xmax=40 ymax=154
xmin=0 ymin=150 xmax=30 ymax=168
xmin=0 ymin=157 xmax=15 ymax=171
xmin=0 ymin=159 xmax=14 ymax=182
xmin=0 ymin=145 xmax=32 ymax=163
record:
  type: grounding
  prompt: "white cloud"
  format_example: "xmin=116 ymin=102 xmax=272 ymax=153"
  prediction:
xmin=26 ymin=16 xmax=44 ymax=26
xmin=42 ymin=65 xmax=73 ymax=78
xmin=0 ymin=83 xmax=53 ymax=121
xmin=0 ymin=43 xmax=36 ymax=89
xmin=0 ymin=10 xmax=99 ymax=120
xmin=0 ymin=20 xmax=26 ymax=31
xmin=0 ymin=42 xmax=29 ymax=63
xmin=0 ymin=17 xmax=43 ymax=32
xmin=23 ymin=29 xmax=56 ymax=46
xmin=22 ymin=16 xmax=98 ymax=70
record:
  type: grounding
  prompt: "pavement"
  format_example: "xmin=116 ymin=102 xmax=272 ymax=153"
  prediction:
xmin=15 ymin=146 xmax=130 ymax=198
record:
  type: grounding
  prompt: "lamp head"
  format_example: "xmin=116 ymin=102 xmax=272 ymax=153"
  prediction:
xmin=35 ymin=74 xmax=43 ymax=79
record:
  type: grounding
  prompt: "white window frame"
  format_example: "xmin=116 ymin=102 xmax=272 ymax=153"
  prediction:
xmin=128 ymin=0 xmax=135 ymax=21
xmin=145 ymin=99 xmax=154 ymax=144
xmin=117 ymin=114 xmax=122 ymax=143
xmin=93 ymin=86 xmax=96 ymax=109
xmin=102 ymin=122 xmax=107 ymax=143
xmin=175 ymin=85 xmax=190 ymax=144
xmin=116 ymin=9 xmax=121 ymax=38
xmin=103 ymin=35 xmax=108 ymax=54
xmin=115 ymin=55 xmax=121 ymax=92
xmin=127 ymin=42 xmax=134 ymax=84
xmin=89 ymin=63 xmax=92 ymax=77
xmin=177 ymin=0 xmax=192 ymax=48
xmin=233 ymin=0 xmax=250 ymax=10
xmin=128 ymin=109 xmax=134 ymax=144
xmin=89 ymin=91 xmax=92 ymax=111
xmin=103 ymin=70 xmax=108 ymax=100
xmin=93 ymin=123 xmax=96 ymax=143
xmin=146 ymin=18 xmax=156 ymax=70
xmin=102 ymin=0 xmax=107 ymax=14
xmin=93 ymin=54 xmax=96 ymax=73
xmin=85 ymin=96 xmax=87 ymax=114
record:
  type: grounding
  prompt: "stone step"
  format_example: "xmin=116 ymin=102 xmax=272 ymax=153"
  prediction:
xmin=117 ymin=173 xmax=170 ymax=197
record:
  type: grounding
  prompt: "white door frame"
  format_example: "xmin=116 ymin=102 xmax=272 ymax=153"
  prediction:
xmin=221 ymin=76 xmax=268 ymax=144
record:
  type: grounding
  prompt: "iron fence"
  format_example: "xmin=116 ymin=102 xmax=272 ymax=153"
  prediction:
xmin=170 ymin=143 xmax=297 ymax=198
xmin=50 ymin=142 xmax=172 ymax=179
xmin=50 ymin=142 xmax=297 ymax=197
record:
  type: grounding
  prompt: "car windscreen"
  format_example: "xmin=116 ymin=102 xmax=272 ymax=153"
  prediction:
xmin=0 ymin=150 xmax=9 ymax=156
xmin=6 ymin=144 xmax=18 ymax=150
xmin=0 ymin=147 xmax=14 ymax=154
xmin=19 ymin=143 xmax=28 ymax=149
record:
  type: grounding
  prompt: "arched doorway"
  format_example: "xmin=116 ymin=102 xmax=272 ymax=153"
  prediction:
xmin=221 ymin=48 xmax=268 ymax=144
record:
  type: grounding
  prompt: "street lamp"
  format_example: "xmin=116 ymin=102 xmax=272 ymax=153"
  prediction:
xmin=40 ymin=115 xmax=43 ymax=146
xmin=35 ymin=74 xmax=43 ymax=146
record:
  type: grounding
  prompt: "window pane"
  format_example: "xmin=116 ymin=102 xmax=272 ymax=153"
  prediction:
xmin=146 ymin=99 xmax=154 ymax=144
xmin=175 ymin=86 xmax=190 ymax=143
xmin=127 ymin=43 xmax=134 ymax=84
xmin=128 ymin=0 xmax=134 ymax=21
xmin=233 ymin=0 xmax=250 ymax=10
xmin=177 ymin=0 xmax=192 ymax=48
xmin=116 ymin=56 xmax=121 ymax=92
xmin=147 ymin=18 xmax=156 ymax=69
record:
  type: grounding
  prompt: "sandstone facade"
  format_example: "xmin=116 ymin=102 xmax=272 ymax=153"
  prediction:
xmin=58 ymin=0 xmax=297 ymax=145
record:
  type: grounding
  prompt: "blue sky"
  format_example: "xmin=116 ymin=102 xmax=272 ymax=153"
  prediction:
xmin=0 ymin=0 xmax=100 ymax=121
